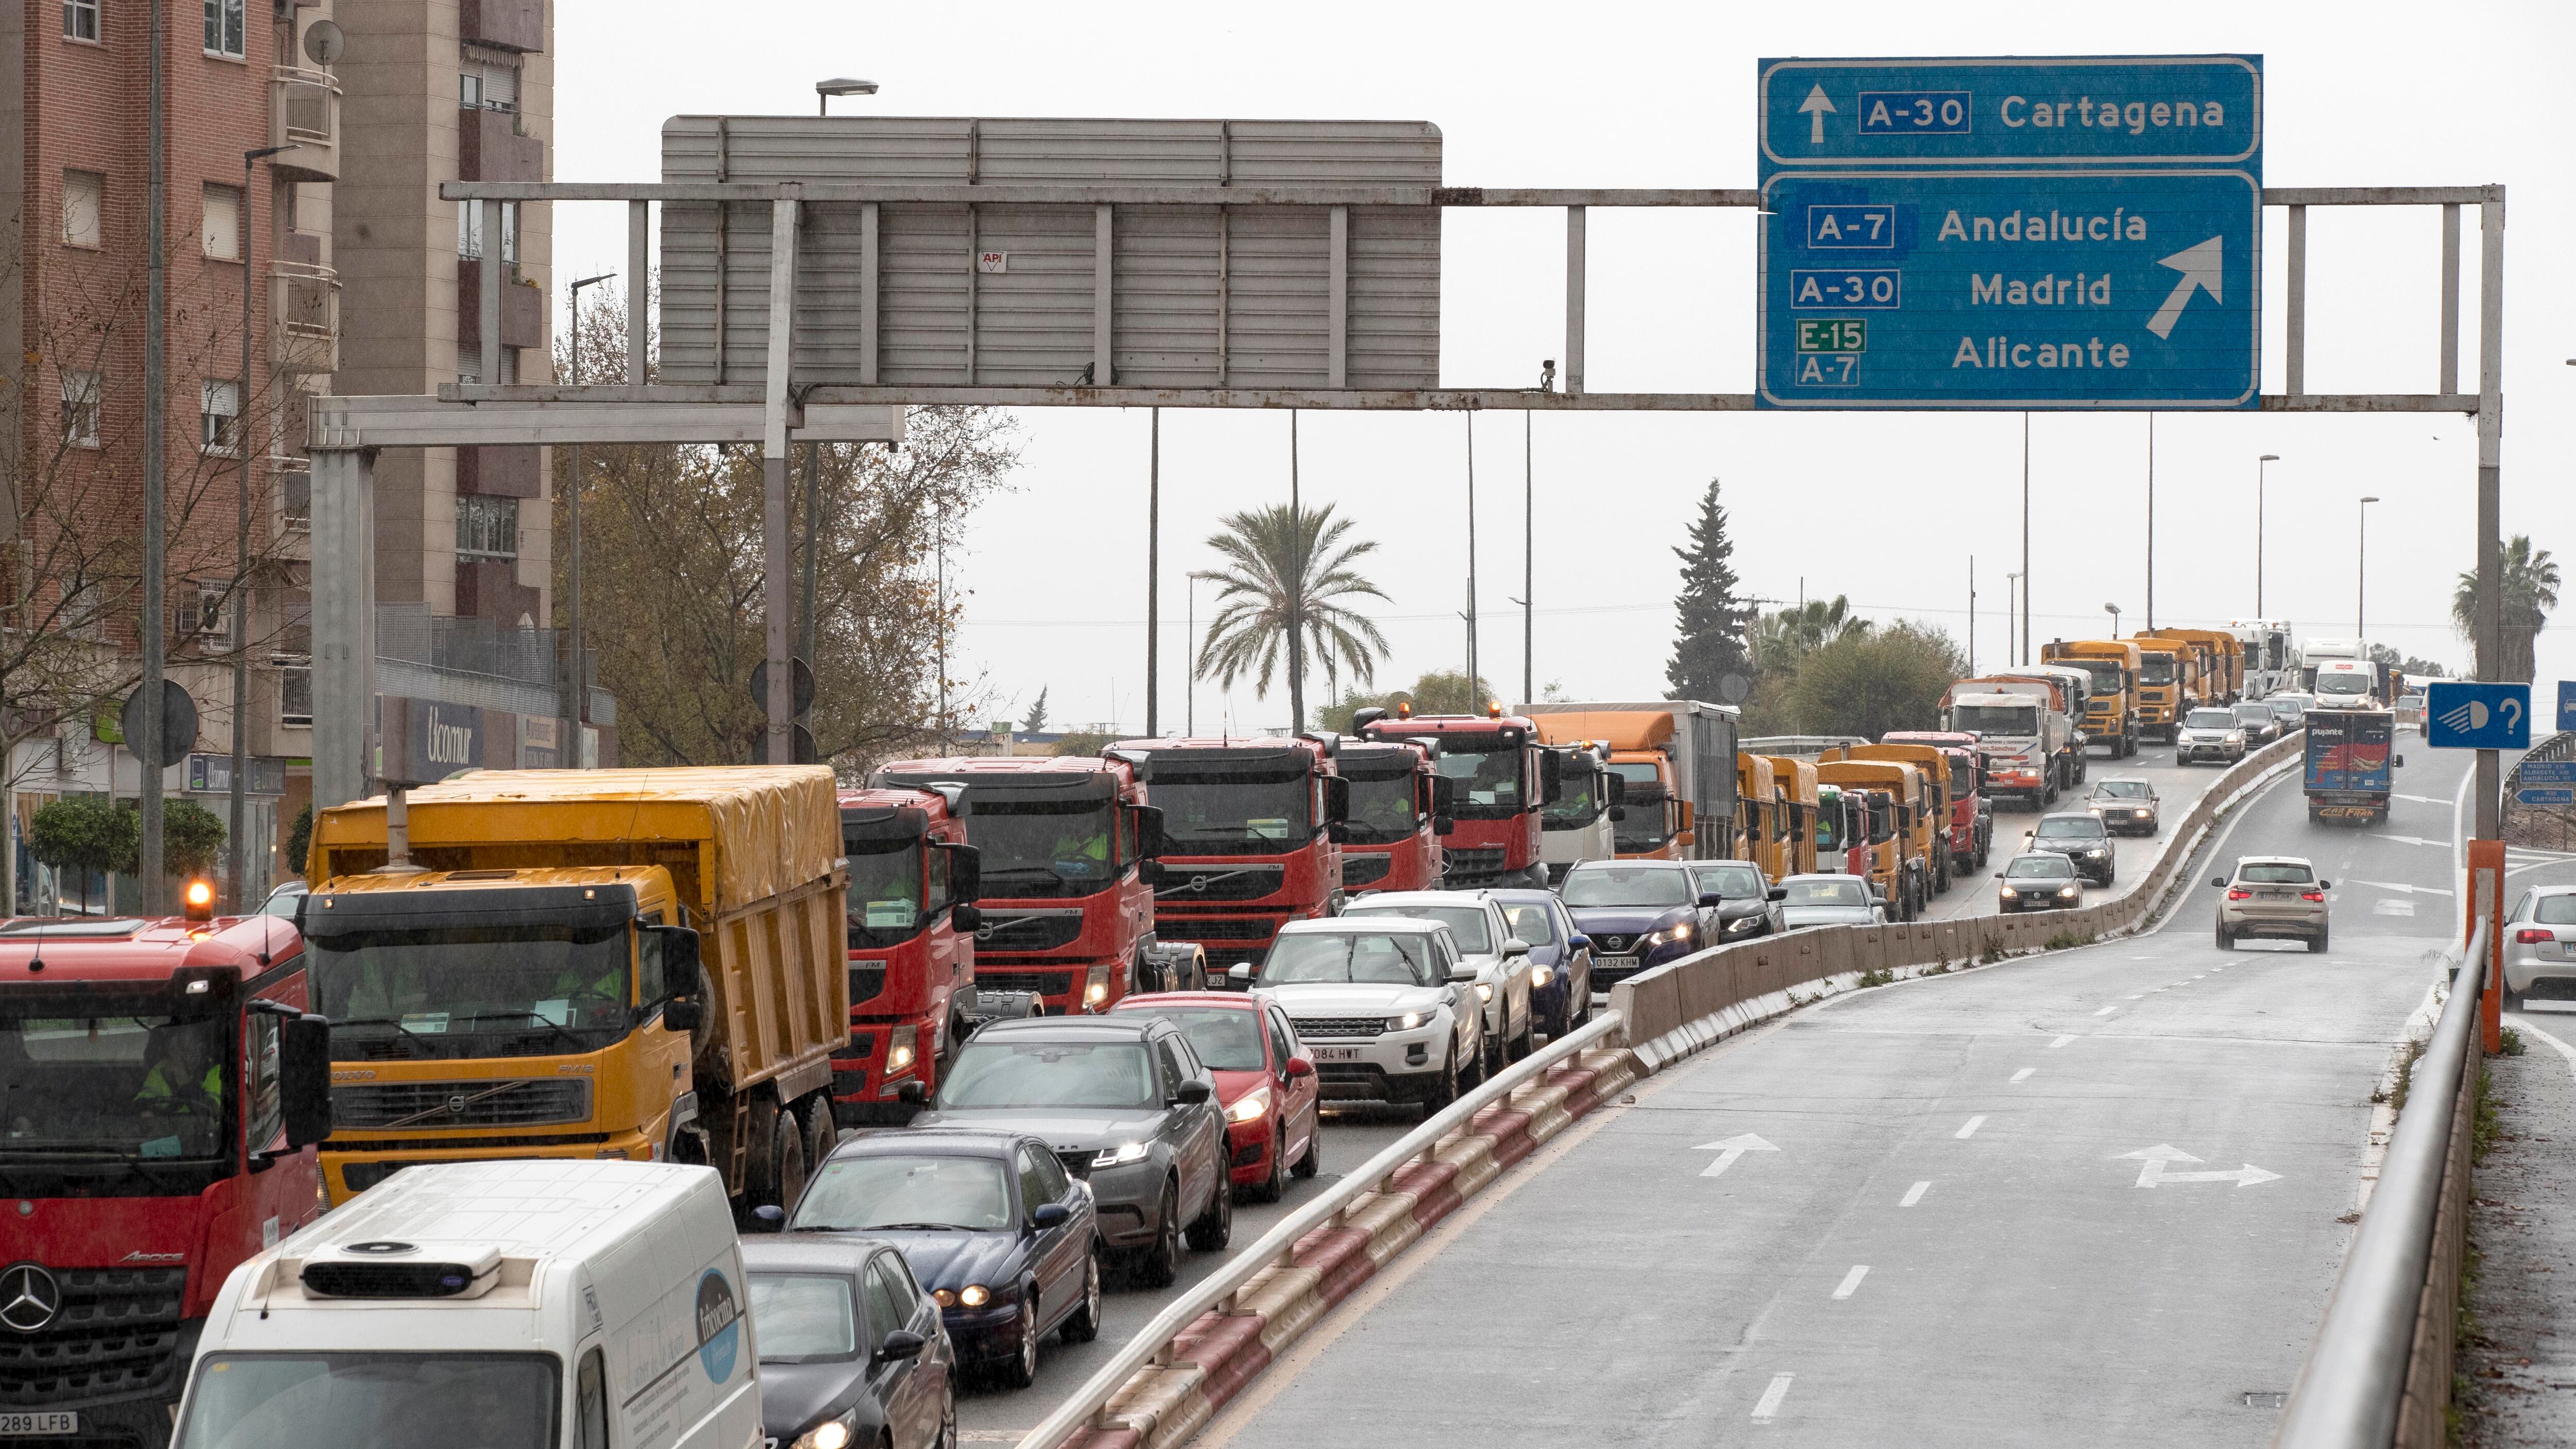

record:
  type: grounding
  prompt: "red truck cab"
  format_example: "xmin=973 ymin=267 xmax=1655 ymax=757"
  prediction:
xmin=1353 ymin=706 xmax=1561 ymax=889
xmin=1881 ymin=730 xmax=1992 ymax=870
xmin=872 ymin=755 xmax=1162 ymax=1017
xmin=1333 ymin=739 xmax=1448 ymax=895
xmin=1107 ymin=734 xmax=1349 ymax=975
xmin=833 ymin=786 xmax=982 ymax=1123
xmin=0 ymin=913 xmax=332 ymax=1448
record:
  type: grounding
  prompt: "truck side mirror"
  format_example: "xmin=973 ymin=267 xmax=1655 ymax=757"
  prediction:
xmin=941 ymin=842 xmax=982 ymax=903
xmin=649 ymin=926 xmax=703 ymax=1001
xmin=1608 ymin=806 xmax=1628 ymax=823
xmin=1432 ymin=776 xmax=1456 ymax=815
xmin=280 ymin=1013 xmax=334 ymax=1150
xmin=1433 ymin=815 xmax=1456 ymax=836
xmin=950 ymin=903 xmax=982 ymax=933
xmin=662 ymin=998 xmax=705 ymax=1034
xmin=1321 ymin=775 xmax=1351 ymax=827
xmin=1538 ymin=749 xmax=1564 ymax=805
xmin=1133 ymin=805 xmax=1167 ymax=859
xmin=1606 ymin=775 xmax=1628 ymax=806
xmin=1326 ymin=821 xmax=1351 ymax=845
xmin=2392 ymin=754 xmax=2405 ymax=769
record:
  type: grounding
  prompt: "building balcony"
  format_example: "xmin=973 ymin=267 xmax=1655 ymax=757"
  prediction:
xmin=460 ymin=0 xmax=545 ymax=53
xmin=272 ymin=261 xmax=340 ymax=375
xmin=456 ymin=259 xmax=543 ymax=350
xmin=457 ymin=445 xmax=541 ymax=500
xmin=270 ymin=66 xmax=341 ymax=182
xmin=458 ymin=104 xmax=543 ymax=182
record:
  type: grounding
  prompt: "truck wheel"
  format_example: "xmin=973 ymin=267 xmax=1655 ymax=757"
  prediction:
xmin=759 ymin=1105 xmax=810 ymax=1218
xmin=802 ymin=1094 xmax=838 ymax=1177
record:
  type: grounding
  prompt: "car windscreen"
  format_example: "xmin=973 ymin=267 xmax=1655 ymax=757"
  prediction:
xmin=2093 ymin=781 xmax=2150 ymax=798
xmin=1690 ymin=863 xmax=1767 ymax=900
xmin=2272 ymin=701 xmax=2306 ymax=717
xmin=2187 ymin=710 xmax=2238 ymax=728
xmin=1498 ymin=902 xmax=1559 ymax=946
xmin=792 ymin=1154 xmax=1014 ymax=1233
xmin=1258 ymin=931 xmax=1443 ymax=988
xmin=173 ymin=1353 xmax=557 ymax=1449
xmin=2233 ymin=706 xmax=2273 ymax=723
xmin=1560 ymin=867 xmax=1691 ymax=909
xmin=1782 ymin=878 xmax=1866 ymax=907
xmin=2236 ymin=863 xmax=2316 ymax=885
xmin=2034 ymin=817 xmax=2105 ymax=839
xmin=2534 ymin=895 xmax=2576 ymax=925
xmin=2005 ymin=855 xmax=2076 ymax=878
xmin=1345 ymin=903 xmax=1490 ymax=953
xmin=748 ymin=1273 xmax=860 ymax=1360
xmin=1116 ymin=1006 xmax=1264 ymax=1071
xmin=939 ymin=1040 xmax=1156 ymax=1110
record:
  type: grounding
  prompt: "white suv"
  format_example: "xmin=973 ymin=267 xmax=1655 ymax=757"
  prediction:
xmin=1250 ymin=917 xmax=1486 ymax=1118
xmin=1337 ymin=890 xmax=1534 ymax=1073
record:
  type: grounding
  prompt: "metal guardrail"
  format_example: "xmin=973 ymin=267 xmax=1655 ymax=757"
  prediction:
xmin=2504 ymin=730 xmax=2574 ymax=794
xmin=1013 ymin=1009 xmax=1627 ymax=1449
xmin=2273 ymin=919 xmax=2489 ymax=1448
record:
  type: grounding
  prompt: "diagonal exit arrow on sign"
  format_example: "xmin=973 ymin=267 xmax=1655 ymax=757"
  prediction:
xmin=1696 ymin=1133 xmax=1780 ymax=1178
xmin=2115 ymin=1143 xmax=2280 ymax=1189
xmin=2145 ymin=237 xmax=2224 ymax=340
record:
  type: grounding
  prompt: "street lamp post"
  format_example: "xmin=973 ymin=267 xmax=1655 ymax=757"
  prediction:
xmin=225 ymin=143 xmax=296 ymax=912
xmin=815 ymin=78 xmax=878 ymax=115
xmin=565 ymin=272 xmax=616 ymax=767
xmin=2104 ymin=601 xmax=2122 ymax=639
xmin=2257 ymin=454 xmax=2280 ymax=614
xmin=2005 ymin=571 xmax=2024 ymax=666
xmin=2357 ymin=496 xmax=2381 ymax=637
xmin=1187 ymin=570 xmax=1221 ymax=736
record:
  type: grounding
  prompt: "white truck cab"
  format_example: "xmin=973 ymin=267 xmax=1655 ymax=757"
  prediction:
xmin=174 ymin=1160 xmax=758 ymax=1449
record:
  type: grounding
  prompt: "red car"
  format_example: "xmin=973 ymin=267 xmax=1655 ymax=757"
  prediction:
xmin=1112 ymin=990 xmax=1322 ymax=1201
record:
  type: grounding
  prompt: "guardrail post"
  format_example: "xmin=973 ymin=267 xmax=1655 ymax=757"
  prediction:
xmin=2469 ymin=838 xmax=2503 ymax=1053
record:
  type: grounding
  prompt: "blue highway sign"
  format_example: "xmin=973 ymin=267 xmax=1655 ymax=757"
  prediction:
xmin=2517 ymin=788 xmax=2574 ymax=807
xmin=1757 ymin=170 xmax=2260 ymax=409
xmin=2521 ymin=761 xmax=2576 ymax=786
xmin=2427 ymin=681 xmax=2533 ymax=750
xmin=1759 ymin=56 xmax=2263 ymax=175
xmin=2557 ymin=680 xmax=2576 ymax=732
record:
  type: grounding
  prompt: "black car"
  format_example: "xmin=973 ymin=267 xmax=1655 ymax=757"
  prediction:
xmin=910 ymin=1015 xmax=1231 ymax=1288
xmin=741 ymin=1234 xmax=957 ymax=1449
xmin=1688 ymin=860 xmax=1788 ymax=942
xmin=2024 ymin=811 xmax=2116 ymax=885
xmin=784 ymin=1129 xmax=1102 ymax=1388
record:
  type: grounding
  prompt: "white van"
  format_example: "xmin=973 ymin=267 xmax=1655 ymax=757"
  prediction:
xmin=2311 ymin=658 xmax=2379 ymax=709
xmin=172 ymin=1160 xmax=758 ymax=1449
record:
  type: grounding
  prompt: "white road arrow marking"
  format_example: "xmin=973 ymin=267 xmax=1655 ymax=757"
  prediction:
xmin=2379 ymin=835 xmax=2451 ymax=850
xmin=2116 ymin=1143 xmax=2281 ymax=1189
xmin=2349 ymin=879 xmax=2454 ymax=896
xmin=1696 ymin=1133 xmax=1779 ymax=1178
xmin=1799 ymin=85 xmax=1837 ymax=144
xmin=2144 ymin=236 xmax=2224 ymax=340
xmin=2395 ymin=794 xmax=2451 ymax=805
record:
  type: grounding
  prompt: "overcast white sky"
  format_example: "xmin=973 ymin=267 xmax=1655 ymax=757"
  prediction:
xmin=554 ymin=2 xmax=2575 ymax=735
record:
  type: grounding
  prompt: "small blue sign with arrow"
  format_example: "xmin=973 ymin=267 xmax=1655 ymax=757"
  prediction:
xmin=2426 ymin=681 xmax=2532 ymax=750
xmin=2557 ymin=680 xmax=2576 ymax=733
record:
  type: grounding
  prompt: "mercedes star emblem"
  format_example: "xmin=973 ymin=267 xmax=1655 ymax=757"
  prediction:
xmin=0 ymin=1263 xmax=62 ymax=1334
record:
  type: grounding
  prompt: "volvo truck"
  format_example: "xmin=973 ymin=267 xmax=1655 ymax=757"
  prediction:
xmin=1108 ymin=733 xmax=1350 ymax=970
xmin=1335 ymin=737 xmax=1450 ymax=895
xmin=1359 ymin=706 xmax=1560 ymax=887
xmin=833 ymin=785 xmax=981 ymax=1123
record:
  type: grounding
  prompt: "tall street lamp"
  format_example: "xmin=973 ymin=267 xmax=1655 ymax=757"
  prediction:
xmin=1187 ymin=570 xmax=1222 ymax=736
xmin=2104 ymin=601 xmax=2122 ymax=638
xmin=2005 ymin=571 xmax=2024 ymax=665
xmin=816 ymin=78 xmax=878 ymax=115
xmin=565 ymin=271 xmax=616 ymax=767
xmin=2357 ymin=496 xmax=2381 ymax=637
xmin=2256 ymin=453 xmax=2280 ymax=614
xmin=225 ymin=143 xmax=296 ymax=912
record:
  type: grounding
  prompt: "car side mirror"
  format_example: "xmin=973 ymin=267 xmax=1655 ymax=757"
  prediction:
xmin=1767 ymin=886 xmax=1787 ymax=901
xmin=950 ymin=902 xmax=982 ymax=933
xmin=2209 ymin=877 xmax=2227 ymax=888
xmin=1283 ymin=1055 xmax=1316 ymax=1080
xmin=1448 ymin=963 xmax=1479 ymax=983
xmin=1697 ymin=892 xmax=1725 ymax=908
xmin=662 ymin=997 xmax=704 ymax=1034
xmin=1030 ymin=1202 xmax=1072 ymax=1231
xmin=1228 ymin=962 xmax=1255 ymax=982
xmin=750 ymin=1205 xmax=786 ymax=1233
xmin=1992 ymin=871 xmax=2005 ymax=879
xmin=1175 ymin=1079 xmax=1214 ymax=1105
xmin=875 ymin=1329 xmax=928 ymax=1364
xmin=2392 ymin=755 xmax=2405 ymax=769
xmin=2024 ymin=830 xmax=2035 ymax=839
xmin=1568 ymin=934 xmax=1592 ymax=952
xmin=279 ymin=1013 xmax=334 ymax=1150
xmin=1501 ymin=937 xmax=1531 ymax=957
xmin=1433 ymin=815 xmax=1456 ymax=836
xmin=2319 ymin=880 xmax=2334 ymax=890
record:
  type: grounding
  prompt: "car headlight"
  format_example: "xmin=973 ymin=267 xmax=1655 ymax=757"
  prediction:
xmin=1092 ymin=1141 xmax=1150 ymax=1168
xmin=887 ymin=1024 xmax=919 ymax=1075
xmin=1647 ymin=922 xmax=1695 ymax=947
xmin=2085 ymin=847 xmax=2108 ymax=857
xmin=792 ymin=1412 xmax=858 ymax=1449
xmin=1529 ymin=963 xmax=1553 ymax=985
xmin=1227 ymin=1086 xmax=1272 ymax=1124
xmin=1724 ymin=915 xmax=1762 ymax=934
xmin=931 ymin=1288 xmax=957 ymax=1307
xmin=1999 ymin=886 xmax=2019 ymax=897
xmin=2132 ymin=808 xmax=2151 ymax=818
xmin=958 ymin=1284 xmax=991 ymax=1308
xmin=2058 ymin=885 xmax=2079 ymax=898
xmin=1388 ymin=1010 xmax=1427 ymax=1031
xmin=1475 ymin=982 xmax=1495 ymax=1003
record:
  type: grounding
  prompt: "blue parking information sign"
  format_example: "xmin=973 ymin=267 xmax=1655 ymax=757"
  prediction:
xmin=2426 ymin=681 xmax=2532 ymax=751
xmin=1756 ymin=56 xmax=2262 ymax=411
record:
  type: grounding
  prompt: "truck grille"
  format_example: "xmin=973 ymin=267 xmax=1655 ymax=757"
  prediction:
xmin=332 ymin=1078 xmax=592 ymax=1130
xmin=849 ymin=963 xmax=887 ymax=1006
xmin=975 ymin=911 xmax=1086 ymax=953
xmin=976 ymin=971 xmax=1074 ymax=997
xmin=1155 ymin=865 xmax=1284 ymax=902
xmin=0 ymin=1267 xmax=187 ymax=1409
xmin=1291 ymin=1016 xmax=1387 ymax=1040
xmin=1442 ymin=847 xmax=1506 ymax=880
xmin=1341 ymin=853 xmax=1393 ymax=887
xmin=1155 ymin=917 xmax=1277 ymax=942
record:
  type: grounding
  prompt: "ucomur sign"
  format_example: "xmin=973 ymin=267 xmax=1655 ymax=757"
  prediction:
xmin=378 ymin=697 xmax=486 ymax=786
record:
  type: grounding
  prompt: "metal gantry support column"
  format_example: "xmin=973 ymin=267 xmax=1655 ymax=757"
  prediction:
xmin=309 ymin=446 xmax=377 ymax=812
xmin=628 ymin=199 xmax=651 ymax=383
xmin=2475 ymin=195 xmax=2505 ymax=840
xmin=763 ymin=191 xmax=801 ymax=765
xmin=1564 ymin=207 xmax=1586 ymax=396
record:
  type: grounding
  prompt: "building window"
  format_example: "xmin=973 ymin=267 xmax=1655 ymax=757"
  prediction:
xmin=203 ymin=0 xmax=243 ymax=57
xmin=61 ymin=579 xmax=105 ymax=642
xmin=461 ymin=58 xmax=519 ymax=112
xmin=200 ymin=379 xmax=241 ymax=454
xmin=279 ymin=665 xmax=312 ymax=727
xmin=190 ymin=579 xmax=235 ymax=644
xmin=62 ymin=0 xmax=99 ymax=44
xmin=202 ymin=183 xmax=243 ymax=260
xmin=457 ymin=342 xmax=519 ymax=387
xmin=457 ymin=494 xmax=520 ymax=561
xmin=60 ymin=371 xmax=101 ymax=448
xmin=62 ymin=171 xmax=102 ymax=248
xmin=455 ymin=199 xmax=518 ymax=263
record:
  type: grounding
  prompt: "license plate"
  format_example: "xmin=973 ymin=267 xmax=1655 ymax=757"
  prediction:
xmin=0 ymin=1414 xmax=78 ymax=1437
xmin=1597 ymin=955 xmax=1639 ymax=970
xmin=1310 ymin=1047 xmax=1362 ymax=1063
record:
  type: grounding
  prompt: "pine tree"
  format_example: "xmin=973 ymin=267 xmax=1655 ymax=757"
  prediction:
xmin=1022 ymin=686 xmax=1050 ymax=734
xmin=1666 ymin=479 xmax=1753 ymax=700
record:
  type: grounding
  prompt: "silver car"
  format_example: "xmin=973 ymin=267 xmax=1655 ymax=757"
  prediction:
xmin=2212 ymin=855 xmax=2331 ymax=952
xmin=1338 ymin=891 xmax=1534 ymax=1073
xmin=1775 ymin=873 xmax=1889 ymax=929
xmin=2502 ymin=887 xmax=2576 ymax=1008
xmin=2176 ymin=707 xmax=2247 ymax=765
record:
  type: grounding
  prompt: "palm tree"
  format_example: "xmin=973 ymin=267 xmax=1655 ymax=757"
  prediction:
xmin=1195 ymin=502 xmax=1391 ymax=731
xmin=1752 ymin=596 xmax=1870 ymax=670
xmin=2452 ymin=535 xmax=2560 ymax=683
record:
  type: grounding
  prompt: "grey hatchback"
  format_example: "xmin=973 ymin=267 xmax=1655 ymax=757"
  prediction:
xmin=910 ymin=1015 xmax=1231 ymax=1288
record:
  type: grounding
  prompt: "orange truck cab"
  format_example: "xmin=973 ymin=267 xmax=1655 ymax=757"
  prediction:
xmin=1881 ymin=730 xmax=1990 ymax=869
xmin=2041 ymin=641 xmax=2145 ymax=753
xmin=1735 ymin=752 xmax=1776 ymax=873
xmin=1763 ymin=755 xmax=1822 ymax=875
xmin=2143 ymin=628 xmax=2243 ymax=705
xmin=1108 ymin=733 xmax=1351 ymax=972
xmin=874 ymin=754 xmax=1163 ymax=1016
xmin=1816 ymin=760 xmax=1928 ymax=918
xmin=1334 ymin=738 xmax=1449 ymax=895
xmin=1832 ymin=743 xmax=1959 ymax=892
xmin=2126 ymin=637 xmax=2195 ymax=742
xmin=834 ymin=786 xmax=981 ymax=1123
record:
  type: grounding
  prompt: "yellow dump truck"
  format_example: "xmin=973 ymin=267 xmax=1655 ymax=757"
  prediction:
xmin=2126 ymin=636 xmax=2195 ymax=740
xmin=1762 ymin=756 xmax=1821 ymax=876
xmin=2143 ymin=628 xmax=2243 ymax=704
xmin=1736 ymin=753 xmax=1780 ymax=877
xmin=304 ymin=766 xmax=850 ymax=1213
xmin=2041 ymin=639 xmax=2144 ymax=754
xmin=1831 ymin=743 xmax=1956 ymax=894
xmin=1815 ymin=759 xmax=1927 ymax=919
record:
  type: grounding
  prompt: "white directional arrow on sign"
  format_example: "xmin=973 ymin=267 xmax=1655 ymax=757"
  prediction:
xmin=2116 ymin=1143 xmax=2281 ymax=1189
xmin=2144 ymin=237 xmax=2225 ymax=340
xmin=1697 ymin=1133 xmax=1780 ymax=1178
xmin=1799 ymin=85 xmax=1837 ymax=145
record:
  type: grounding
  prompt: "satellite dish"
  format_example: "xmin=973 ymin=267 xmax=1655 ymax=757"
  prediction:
xmin=1715 ymin=672 xmax=1754 ymax=706
xmin=302 ymin=19 xmax=345 ymax=66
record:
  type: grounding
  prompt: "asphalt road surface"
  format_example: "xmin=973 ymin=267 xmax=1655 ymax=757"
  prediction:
xmin=1191 ymin=744 xmax=2478 ymax=1447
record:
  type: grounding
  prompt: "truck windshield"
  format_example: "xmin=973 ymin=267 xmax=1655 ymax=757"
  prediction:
xmin=1340 ymin=770 xmax=1419 ymax=846
xmin=1152 ymin=766 xmax=1313 ymax=850
xmin=310 ymin=924 xmax=631 ymax=1060
xmin=1541 ymin=766 xmax=1602 ymax=830
xmin=0 ymin=1005 xmax=229 ymax=1163
xmin=1428 ymin=737 xmax=1524 ymax=819
xmin=846 ymin=836 xmax=926 ymax=948
xmin=2061 ymin=659 xmax=2124 ymax=692
xmin=2139 ymin=656 xmax=2175 ymax=685
xmin=176 ymin=1353 xmax=557 ymax=1449
xmin=959 ymin=798 xmax=1118 ymax=899
xmin=1951 ymin=704 xmax=2038 ymax=734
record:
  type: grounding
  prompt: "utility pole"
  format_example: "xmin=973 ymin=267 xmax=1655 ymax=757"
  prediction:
xmin=2144 ymin=414 xmax=2155 ymax=631
xmin=2357 ymin=496 xmax=2380 ymax=637
xmin=2020 ymin=412 xmax=2031 ymax=666
xmin=1522 ymin=396 xmax=1535 ymax=704
xmin=567 ymin=272 xmax=614 ymax=769
xmin=1968 ymin=556 xmax=1975 ymax=675
xmin=1145 ymin=408 xmax=1160 ymax=736
xmin=1287 ymin=410 xmax=1302 ymax=733
xmin=229 ymin=145 xmax=294 ymax=909
xmin=1464 ymin=413 xmax=1479 ymax=698
xmin=2256 ymin=454 xmax=2279 ymax=615
xmin=139 ymin=0 xmax=167 ymax=912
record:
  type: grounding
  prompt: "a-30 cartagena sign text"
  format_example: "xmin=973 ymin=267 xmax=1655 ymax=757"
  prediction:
xmin=1758 ymin=55 xmax=2262 ymax=172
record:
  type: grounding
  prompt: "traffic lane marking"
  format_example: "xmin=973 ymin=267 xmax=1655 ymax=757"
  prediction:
xmin=1833 ymin=1265 xmax=1870 ymax=1300
xmin=1751 ymin=1372 xmax=1796 ymax=1420
xmin=1956 ymin=1115 xmax=1989 ymax=1139
xmin=2011 ymin=1067 xmax=2036 ymax=1082
xmin=1901 ymin=1181 xmax=1930 ymax=1206
xmin=2051 ymin=1035 xmax=2075 ymax=1047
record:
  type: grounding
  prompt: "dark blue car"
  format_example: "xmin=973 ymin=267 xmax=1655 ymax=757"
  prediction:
xmin=1556 ymin=861 xmax=1711 ymax=988
xmin=1485 ymin=888 xmax=1595 ymax=1036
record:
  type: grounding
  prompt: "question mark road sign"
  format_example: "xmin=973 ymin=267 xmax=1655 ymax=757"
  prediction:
xmin=2427 ymin=682 xmax=2532 ymax=750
